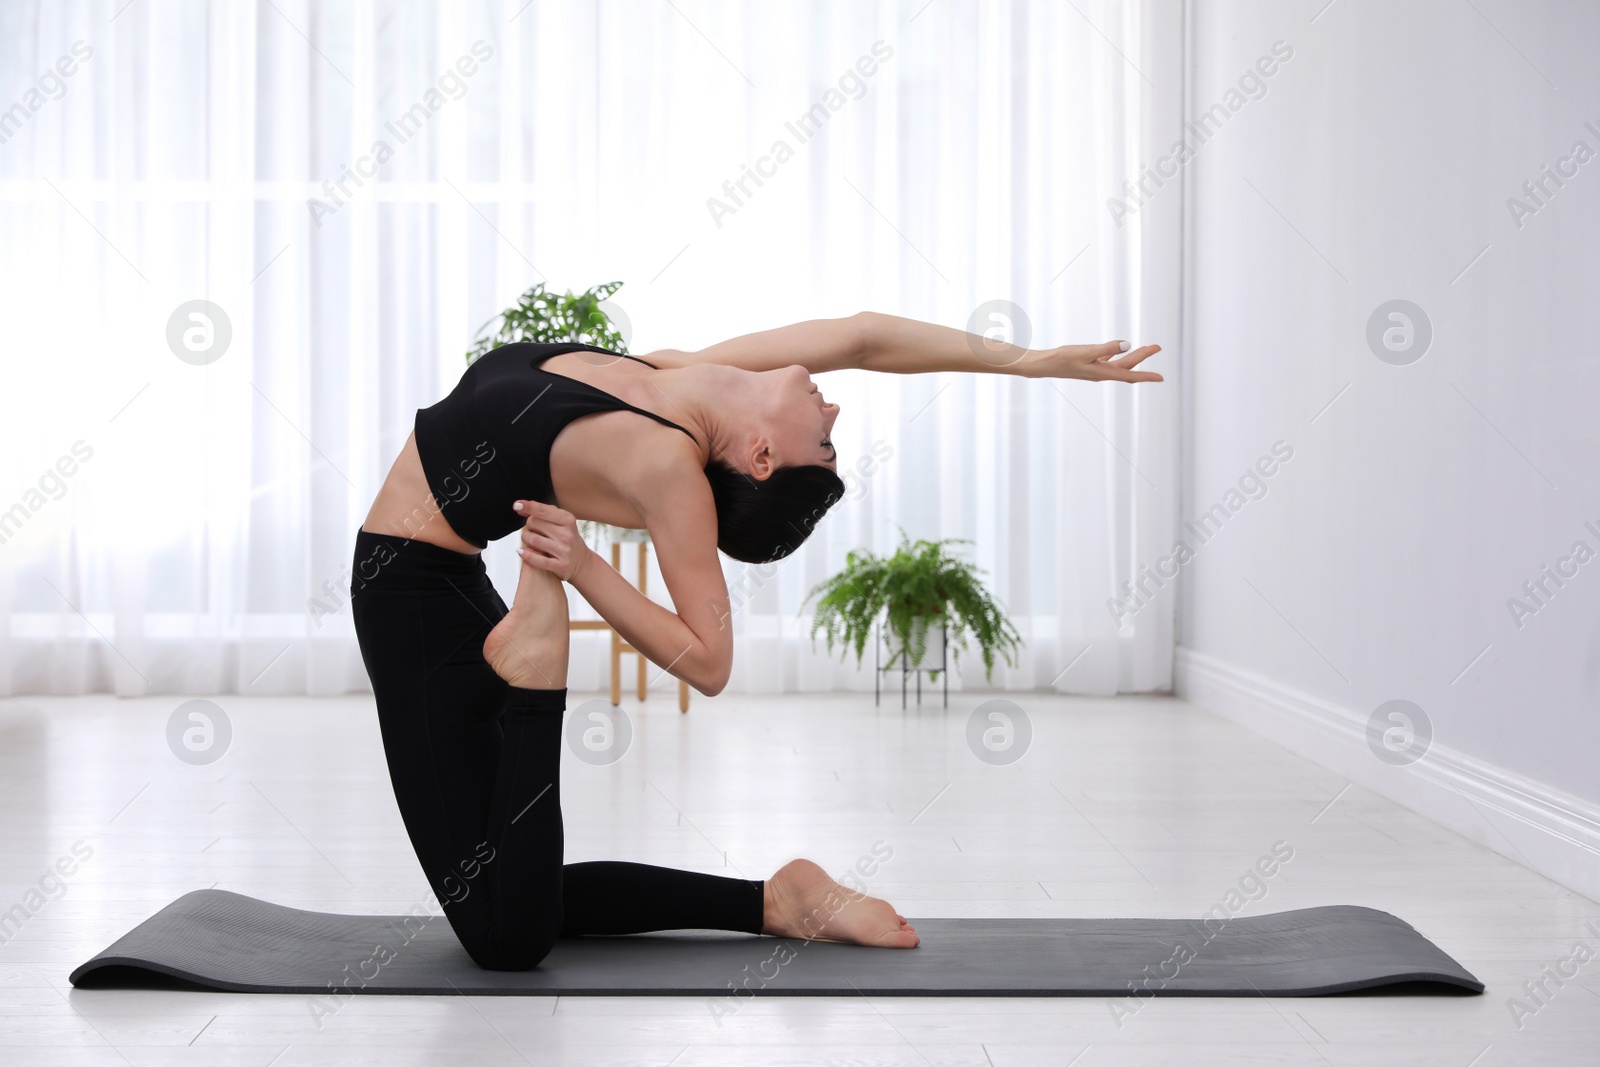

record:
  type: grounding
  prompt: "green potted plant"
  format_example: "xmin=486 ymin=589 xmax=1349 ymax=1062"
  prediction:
xmin=803 ymin=531 xmax=1024 ymax=682
xmin=465 ymin=279 xmax=628 ymax=364
xmin=466 ymin=279 xmax=629 ymax=547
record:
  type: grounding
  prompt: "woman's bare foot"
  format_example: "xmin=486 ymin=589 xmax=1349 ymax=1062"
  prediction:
xmin=761 ymin=858 xmax=919 ymax=948
xmin=483 ymin=553 xmax=570 ymax=689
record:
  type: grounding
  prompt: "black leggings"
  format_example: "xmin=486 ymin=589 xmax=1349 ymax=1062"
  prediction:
xmin=349 ymin=529 xmax=764 ymax=970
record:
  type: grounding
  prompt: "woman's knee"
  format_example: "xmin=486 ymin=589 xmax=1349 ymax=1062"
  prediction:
xmin=460 ymin=920 xmax=560 ymax=971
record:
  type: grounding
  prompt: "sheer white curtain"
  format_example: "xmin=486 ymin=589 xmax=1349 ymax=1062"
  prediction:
xmin=0 ymin=0 xmax=1179 ymax=699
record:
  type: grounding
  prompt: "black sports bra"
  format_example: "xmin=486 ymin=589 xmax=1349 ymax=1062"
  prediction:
xmin=412 ymin=342 xmax=699 ymax=549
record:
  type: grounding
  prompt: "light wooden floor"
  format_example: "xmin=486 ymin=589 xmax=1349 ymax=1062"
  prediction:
xmin=1 ymin=691 xmax=1595 ymax=1066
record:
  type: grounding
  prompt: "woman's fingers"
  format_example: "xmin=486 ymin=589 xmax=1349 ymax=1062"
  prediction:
xmin=1120 ymin=348 xmax=1158 ymax=374
xmin=521 ymin=521 xmax=566 ymax=543
xmin=1114 ymin=351 xmax=1163 ymax=379
xmin=1098 ymin=362 xmax=1164 ymax=382
xmin=1114 ymin=343 xmax=1162 ymax=367
xmin=521 ymin=529 xmax=558 ymax=552
xmin=512 ymin=499 xmax=575 ymax=524
xmin=515 ymin=546 xmax=562 ymax=573
xmin=519 ymin=522 xmax=583 ymax=581
xmin=1017 ymin=341 xmax=1164 ymax=382
xmin=1091 ymin=342 xmax=1159 ymax=365
xmin=1088 ymin=343 xmax=1163 ymax=381
xmin=517 ymin=510 xmax=575 ymax=535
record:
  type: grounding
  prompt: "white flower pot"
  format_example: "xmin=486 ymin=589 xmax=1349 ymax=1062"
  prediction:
xmin=882 ymin=619 xmax=946 ymax=671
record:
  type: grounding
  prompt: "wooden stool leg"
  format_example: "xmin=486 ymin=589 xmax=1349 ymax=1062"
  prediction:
xmin=678 ymin=679 xmax=689 ymax=713
xmin=636 ymin=542 xmax=648 ymax=701
xmin=610 ymin=630 xmax=621 ymax=706
xmin=609 ymin=543 xmax=623 ymax=704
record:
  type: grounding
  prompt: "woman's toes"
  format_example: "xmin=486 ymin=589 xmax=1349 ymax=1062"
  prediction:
xmin=878 ymin=926 xmax=920 ymax=948
xmin=762 ymin=857 xmax=919 ymax=949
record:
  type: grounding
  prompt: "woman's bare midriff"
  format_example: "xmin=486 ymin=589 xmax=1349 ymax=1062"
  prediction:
xmin=362 ymin=420 xmax=690 ymax=554
xmin=360 ymin=432 xmax=484 ymax=555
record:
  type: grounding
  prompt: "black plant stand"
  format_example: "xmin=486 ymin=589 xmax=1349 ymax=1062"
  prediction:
xmin=874 ymin=621 xmax=948 ymax=709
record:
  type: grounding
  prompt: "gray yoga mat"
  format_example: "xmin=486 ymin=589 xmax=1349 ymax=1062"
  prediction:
xmin=70 ymin=889 xmax=1482 ymax=997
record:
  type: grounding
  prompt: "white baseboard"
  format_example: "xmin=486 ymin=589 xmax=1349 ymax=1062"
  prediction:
xmin=1174 ymin=647 xmax=1600 ymax=904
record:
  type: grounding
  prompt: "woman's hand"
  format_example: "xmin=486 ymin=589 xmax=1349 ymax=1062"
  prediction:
xmin=1019 ymin=340 xmax=1164 ymax=383
xmin=512 ymin=500 xmax=594 ymax=583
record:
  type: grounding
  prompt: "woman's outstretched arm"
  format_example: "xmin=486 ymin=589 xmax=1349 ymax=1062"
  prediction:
xmin=642 ymin=311 xmax=1163 ymax=383
xmin=642 ymin=313 xmax=869 ymax=375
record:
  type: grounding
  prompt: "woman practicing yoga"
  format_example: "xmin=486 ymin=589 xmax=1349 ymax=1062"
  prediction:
xmin=353 ymin=311 xmax=1162 ymax=970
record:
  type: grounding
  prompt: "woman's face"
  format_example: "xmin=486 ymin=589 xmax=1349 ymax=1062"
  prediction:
xmin=752 ymin=364 xmax=840 ymax=475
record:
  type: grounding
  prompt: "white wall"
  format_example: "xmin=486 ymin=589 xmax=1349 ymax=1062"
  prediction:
xmin=1175 ymin=0 xmax=1600 ymax=894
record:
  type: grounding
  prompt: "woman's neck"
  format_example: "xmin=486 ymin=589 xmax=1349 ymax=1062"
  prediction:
xmin=643 ymin=363 xmax=749 ymax=469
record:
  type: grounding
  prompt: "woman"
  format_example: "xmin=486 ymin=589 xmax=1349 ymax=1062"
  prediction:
xmin=353 ymin=310 xmax=1162 ymax=970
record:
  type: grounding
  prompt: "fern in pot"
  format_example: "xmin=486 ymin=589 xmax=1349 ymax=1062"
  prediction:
xmin=804 ymin=532 xmax=1024 ymax=681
